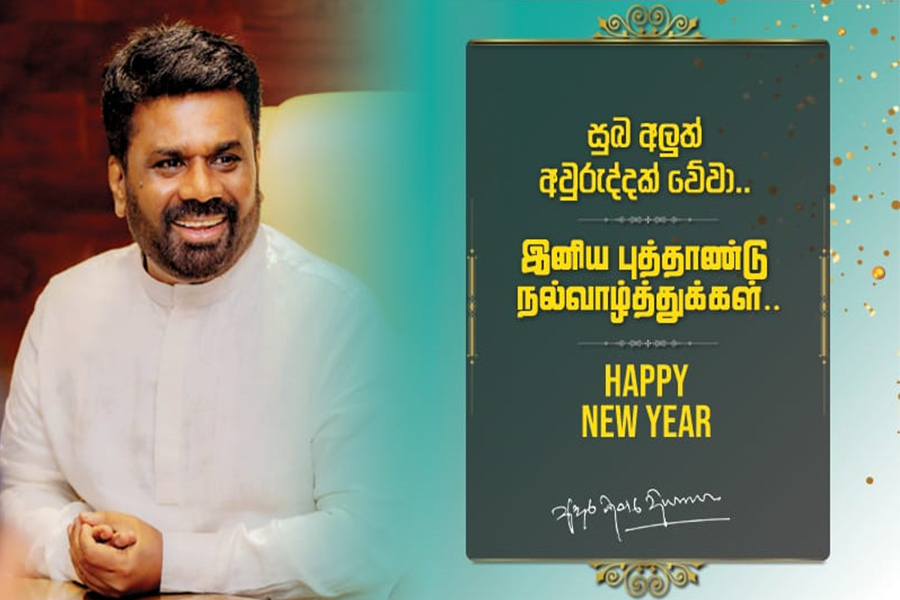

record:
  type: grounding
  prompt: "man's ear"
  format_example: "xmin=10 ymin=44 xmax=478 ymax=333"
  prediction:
xmin=108 ymin=156 xmax=127 ymax=218
xmin=255 ymin=142 xmax=263 ymax=204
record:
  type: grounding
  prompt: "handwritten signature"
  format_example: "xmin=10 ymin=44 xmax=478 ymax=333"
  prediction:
xmin=550 ymin=488 xmax=730 ymax=542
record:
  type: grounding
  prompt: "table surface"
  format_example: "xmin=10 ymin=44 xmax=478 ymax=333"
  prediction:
xmin=8 ymin=577 xmax=253 ymax=599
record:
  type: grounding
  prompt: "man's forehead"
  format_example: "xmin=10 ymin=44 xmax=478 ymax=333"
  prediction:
xmin=131 ymin=91 xmax=251 ymax=130
xmin=128 ymin=90 xmax=254 ymax=151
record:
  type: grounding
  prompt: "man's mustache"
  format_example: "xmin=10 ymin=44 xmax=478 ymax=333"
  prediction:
xmin=164 ymin=198 xmax=239 ymax=224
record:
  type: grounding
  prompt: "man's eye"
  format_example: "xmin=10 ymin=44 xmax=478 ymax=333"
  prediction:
xmin=213 ymin=154 xmax=241 ymax=168
xmin=153 ymin=158 xmax=183 ymax=170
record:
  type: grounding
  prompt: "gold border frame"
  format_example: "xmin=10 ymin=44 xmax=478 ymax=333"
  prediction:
xmin=466 ymin=7 xmax=831 ymax=596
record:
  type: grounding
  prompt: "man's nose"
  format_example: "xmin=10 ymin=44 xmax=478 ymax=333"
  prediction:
xmin=179 ymin=160 xmax=223 ymax=202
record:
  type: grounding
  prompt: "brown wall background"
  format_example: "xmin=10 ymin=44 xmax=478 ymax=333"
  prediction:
xmin=0 ymin=0 xmax=380 ymax=382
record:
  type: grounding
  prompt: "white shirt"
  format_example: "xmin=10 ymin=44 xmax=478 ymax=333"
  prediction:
xmin=0 ymin=225 xmax=396 ymax=599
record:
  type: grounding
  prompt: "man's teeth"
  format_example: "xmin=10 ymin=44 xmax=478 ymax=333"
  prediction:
xmin=174 ymin=216 xmax=226 ymax=228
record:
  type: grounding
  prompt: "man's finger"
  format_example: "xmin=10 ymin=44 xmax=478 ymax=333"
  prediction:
xmin=91 ymin=524 xmax=114 ymax=543
xmin=109 ymin=529 xmax=137 ymax=549
xmin=77 ymin=524 xmax=119 ymax=572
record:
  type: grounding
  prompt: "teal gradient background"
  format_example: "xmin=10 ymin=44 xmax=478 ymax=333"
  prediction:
xmin=380 ymin=1 xmax=899 ymax=598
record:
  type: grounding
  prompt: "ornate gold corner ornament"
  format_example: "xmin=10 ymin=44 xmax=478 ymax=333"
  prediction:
xmin=591 ymin=562 xmax=704 ymax=598
xmin=594 ymin=5 xmax=704 ymax=39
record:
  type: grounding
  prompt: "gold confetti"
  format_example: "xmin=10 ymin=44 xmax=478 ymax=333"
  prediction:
xmin=838 ymin=27 xmax=846 ymax=36
xmin=888 ymin=127 xmax=895 ymax=135
xmin=863 ymin=302 xmax=876 ymax=317
xmin=834 ymin=156 xmax=843 ymax=166
xmin=890 ymin=106 xmax=899 ymax=116
xmin=871 ymin=27 xmax=879 ymax=35
xmin=892 ymin=200 xmax=900 ymax=210
xmin=829 ymin=184 xmax=837 ymax=194
xmin=852 ymin=194 xmax=861 ymax=202
xmin=866 ymin=476 xmax=874 ymax=485
xmin=831 ymin=250 xmax=841 ymax=263
xmin=846 ymin=151 xmax=854 ymax=159
xmin=872 ymin=266 xmax=886 ymax=280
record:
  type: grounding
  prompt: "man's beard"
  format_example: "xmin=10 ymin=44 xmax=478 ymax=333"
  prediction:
xmin=125 ymin=186 xmax=261 ymax=283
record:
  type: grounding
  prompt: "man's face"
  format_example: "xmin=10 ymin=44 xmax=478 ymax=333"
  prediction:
xmin=108 ymin=90 xmax=260 ymax=285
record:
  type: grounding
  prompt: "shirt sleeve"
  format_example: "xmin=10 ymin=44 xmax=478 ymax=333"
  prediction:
xmin=159 ymin=289 xmax=404 ymax=599
xmin=0 ymin=292 xmax=90 ymax=583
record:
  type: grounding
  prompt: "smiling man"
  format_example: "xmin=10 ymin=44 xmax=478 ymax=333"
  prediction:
xmin=0 ymin=23 xmax=394 ymax=599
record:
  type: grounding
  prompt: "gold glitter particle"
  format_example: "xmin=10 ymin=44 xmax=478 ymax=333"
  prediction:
xmin=884 ymin=250 xmax=891 ymax=257
xmin=846 ymin=219 xmax=852 ymax=224
xmin=831 ymin=219 xmax=838 ymax=226
xmin=890 ymin=106 xmax=899 ymax=116
xmin=866 ymin=476 xmax=874 ymax=485
xmin=872 ymin=266 xmax=886 ymax=280
xmin=838 ymin=77 xmax=844 ymax=84
xmin=858 ymin=245 xmax=864 ymax=251
xmin=833 ymin=156 xmax=842 ymax=166
xmin=831 ymin=250 xmax=840 ymax=263
xmin=852 ymin=194 xmax=861 ymax=202
xmin=871 ymin=71 xmax=878 ymax=79
xmin=838 ymin=27 xmax=846 ymax=36
xmin=830 ymin=202 xmax=836 ymax=210
xmin=829 ymin=184 xmax=836 ymax=194
xmin=888 ymin=127 xmax=895 ymax=135
xmin=856 ymin=259 xmax=863 ymax=265
xmin=776 ymin=19 xmax=782 ymax=26
xmin=857 ymin=74 xmax=863 ymax=81
xmin=863 ymin=302 xmax=876 ymax=316
xmin=846 ymin=151 xmax=854 ymax=159
xmin=892 ymin=200 xmax=900 ymax=210
xmin=795 ymin=202 xmax=804 ymax=211
xmin=821 ymin=0 xmax=832 ymax=5
xmin=717 ymin=0 xmax=727 ymax=4
xmin=822 ymin=15 xmax=829 ymax=22
xmin=871 ymin=27 xmax=879 ymax=35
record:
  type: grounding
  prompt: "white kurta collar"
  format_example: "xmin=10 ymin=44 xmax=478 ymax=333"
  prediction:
xmin=137 ymin=226 xmax=265 ymax=309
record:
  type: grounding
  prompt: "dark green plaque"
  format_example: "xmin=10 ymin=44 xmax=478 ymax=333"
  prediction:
xmin=467 ymin=40 xmax=829 ymax=560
